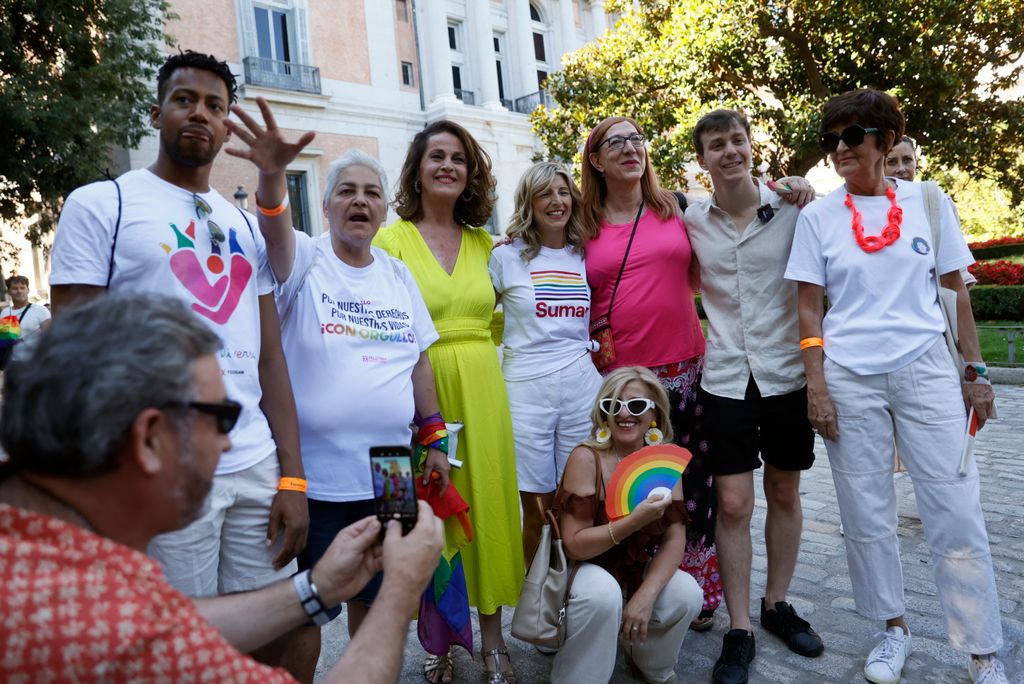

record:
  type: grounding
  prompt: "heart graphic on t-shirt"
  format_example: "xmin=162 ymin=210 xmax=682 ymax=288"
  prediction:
xmin=165 ymin=220 xmax=252 ymax=324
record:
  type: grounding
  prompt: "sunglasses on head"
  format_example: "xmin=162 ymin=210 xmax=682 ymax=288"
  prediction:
xmin=818 ymin=125 xmax=880 ymax=153
xmin=599 ymin=397 xmax=656 ymax=417
xmin=164 ymin=399 xmax=242 ymax=434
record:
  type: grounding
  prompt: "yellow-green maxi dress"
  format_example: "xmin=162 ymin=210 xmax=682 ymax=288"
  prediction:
xmin=375 ymin=220 xmax=524 ymax=612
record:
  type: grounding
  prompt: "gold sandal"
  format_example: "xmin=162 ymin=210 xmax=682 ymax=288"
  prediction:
xmin=423 ymin=652 xmax=454 ymax=684
xmin=481 ymin=647 xmax=516 ymax=684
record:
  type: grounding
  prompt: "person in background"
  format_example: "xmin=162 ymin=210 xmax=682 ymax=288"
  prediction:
xmin=885 ymin=135 xmax=978 ymax=288
xmin=376 ymin=120 xmax=523 ymax=684
xmin=0 ymin=274 xmax=51 ymax=369
xmin=490 ymin=161 xmax=602 ymax=566
xmin=553 ymin=366 xmax=703 ymax=684
xmin=786 ymin=88 xmax=1007 ymax=684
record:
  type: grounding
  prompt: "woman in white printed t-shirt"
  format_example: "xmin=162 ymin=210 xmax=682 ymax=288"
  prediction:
xmin=489 ymin=161 xmax=602 ymax=566
xmin=239 ymin=134 xmax=450 ymax=680
xmin=785 ymin=88 xmax=1007 ymax=684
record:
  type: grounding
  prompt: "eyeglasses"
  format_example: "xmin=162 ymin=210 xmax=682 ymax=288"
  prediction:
xmin=599 ymin=397 xmax=656 ymax=417
xmin=600 ymin=133 xmax=646 ymax=152
xmin=164 ymin=399 xmax=242 ymax=434
xmin=818 ymin=125 xmax=879 ymax=153
xmin=192 ymin=193 xmax=226 ymax=244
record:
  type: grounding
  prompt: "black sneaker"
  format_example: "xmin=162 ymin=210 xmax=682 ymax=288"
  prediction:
xmin=759 ymin=598 xmax=824 ymax=657
xmin=711 ymin=629 xmax=755 ymax=684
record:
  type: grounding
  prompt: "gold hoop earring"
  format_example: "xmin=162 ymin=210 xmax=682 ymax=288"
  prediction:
xmin=414 ymin=179 xmax=422 ymax=194
xmin=461 ymin=186 xmax=474 ymax=202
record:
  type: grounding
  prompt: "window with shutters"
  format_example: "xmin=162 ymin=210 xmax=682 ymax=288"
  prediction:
xmin=238 ymin=0 xmax=320 ymax=94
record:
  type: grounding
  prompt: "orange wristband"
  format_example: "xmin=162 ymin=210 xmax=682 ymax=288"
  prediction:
xmin=278 ymin=477 xmax=307 ymax=493
xmin=256 ymin=193 xmax=290 ymax=217
xmin=799 ymin=337 xmax=824 ymax=350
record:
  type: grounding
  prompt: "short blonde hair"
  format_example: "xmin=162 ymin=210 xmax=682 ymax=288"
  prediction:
xmin=582 ymin=366 xmax=672 ymax=449
xmin=506 ymin=161 xmax=586 ymax=261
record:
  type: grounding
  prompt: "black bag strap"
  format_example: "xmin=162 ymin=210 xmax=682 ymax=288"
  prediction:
xmin=16 ymin=304 xmax=31 ymax=324
xmin=236 ymin=206 xmax=257 ymax=241
xmin=673 ymin=191 xmax=688 ymax=213
xmin=605 ymin=200 xmax=644 ymax=322
xmin=105 ymin=178 xmax=123 ymax=288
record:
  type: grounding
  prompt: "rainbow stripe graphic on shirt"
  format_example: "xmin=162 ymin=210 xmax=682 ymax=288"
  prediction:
xmin=531 ymin=269 xmax=589 ymax=318
xmin=530 ymin=269 xmax=588 ymax=302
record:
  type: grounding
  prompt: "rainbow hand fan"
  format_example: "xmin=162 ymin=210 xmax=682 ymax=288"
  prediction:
xmin=605 ymin=444 xmax=692 ymax=520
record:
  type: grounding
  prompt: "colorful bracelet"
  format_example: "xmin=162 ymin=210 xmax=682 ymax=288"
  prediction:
xmin=255 ymin=192 xmax=290 ymax=217
xmin=963 ymin=362 xmax=990 ymax=385
xmin=278 ymin=477 xmax=308 ymax=493
xmin=607 ymin=521 xmax=620 ymax=545
xmin=800 ymin=337 xmax=824 ymax=350
xmin=415 ymin=412 xmax=449 ymax=453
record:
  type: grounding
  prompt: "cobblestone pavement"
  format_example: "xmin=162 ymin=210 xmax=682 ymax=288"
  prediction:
xmin=318 ymin=385 xmax=1024 ymax=683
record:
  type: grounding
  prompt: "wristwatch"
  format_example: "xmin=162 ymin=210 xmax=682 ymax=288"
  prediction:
xmin=292 ymin=569 xmax=330 ymax=626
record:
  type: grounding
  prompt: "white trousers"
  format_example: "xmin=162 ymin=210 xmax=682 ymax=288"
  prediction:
xmin=823 ymin=339 xmax=1003 ymax=654
xmin=148 ymin=451 xmax=296 ymax=596
xmin=506 ymin=355 xmax=603 ymax=493
xmin=551 ymin=564 xmax=703 ymax=684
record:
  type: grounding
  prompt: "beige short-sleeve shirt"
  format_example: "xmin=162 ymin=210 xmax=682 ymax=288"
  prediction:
xmin=685 ymin=181 xmax=805 ymax=400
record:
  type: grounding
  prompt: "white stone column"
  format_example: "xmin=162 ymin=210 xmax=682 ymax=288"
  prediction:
xmin=558 ymin=0 xmax=577 ymax=56
xmin=510 ymin=0 xmax=538 ymax=104
xmin=469 ymin=0 xmax=502 ymax=109
xmin=589 ymin=0 xmax=607 ymax=37
xmin=419 ymin=0 xmax=456 ymax=104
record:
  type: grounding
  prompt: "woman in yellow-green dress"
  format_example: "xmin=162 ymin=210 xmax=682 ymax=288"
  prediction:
xmin=375 ymin=120 xmax=523 ymax=684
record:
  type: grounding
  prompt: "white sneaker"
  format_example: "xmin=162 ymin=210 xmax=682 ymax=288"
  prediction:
xmin=863 ymin=627 xmax=912 ymax=684
xmin=969 ymin=655 xmax=1009 ymax=684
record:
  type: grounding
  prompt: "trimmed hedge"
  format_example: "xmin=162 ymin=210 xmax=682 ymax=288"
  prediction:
xmin=696 ymin=287 xmax=1023 ymax=321
xmin=970 ymin=244 xmax=1024 ymax=261
xmin=969 ymin=285 xmax=1024 ymax=320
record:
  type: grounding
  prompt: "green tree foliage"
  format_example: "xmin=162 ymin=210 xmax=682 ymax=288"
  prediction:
xmin=0 ymin=0 xmax=172 ymax=241
xmin=533 ymin=0 xmax=1024 ymax=205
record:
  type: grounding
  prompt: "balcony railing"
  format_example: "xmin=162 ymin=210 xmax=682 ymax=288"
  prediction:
xmin=500 ymin=98 xmax=513 ymax=110
xmin=454 ymin=88 xmax=476 ymax=105
xmin=513 ymin=89 xmax=551 ymax=114
xmin=243 ymin=56 xmax=321 ymax=95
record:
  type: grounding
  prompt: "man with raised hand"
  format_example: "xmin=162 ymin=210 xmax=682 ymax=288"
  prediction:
xmin=684 ymin=109 xmax=823 ymax=684
xmin=49 ymin=50 xmax=309 ymax=670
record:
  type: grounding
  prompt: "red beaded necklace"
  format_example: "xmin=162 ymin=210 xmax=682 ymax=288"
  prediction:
xmin=844 ymin=184 xmax=902 ymax=253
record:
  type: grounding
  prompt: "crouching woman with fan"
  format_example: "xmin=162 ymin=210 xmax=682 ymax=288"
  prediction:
xmin=551 ymin=366 xmax=703 ymax=684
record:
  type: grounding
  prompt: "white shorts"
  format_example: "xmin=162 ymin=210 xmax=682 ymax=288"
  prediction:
xmin=506 ymin=355 xmax=603 ymax=493
xmin=147 ymin=450 xmax=296 ymax=597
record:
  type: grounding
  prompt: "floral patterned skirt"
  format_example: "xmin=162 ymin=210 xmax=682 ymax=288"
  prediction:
xmin=650 ymin=357 xmax=723 ymax=618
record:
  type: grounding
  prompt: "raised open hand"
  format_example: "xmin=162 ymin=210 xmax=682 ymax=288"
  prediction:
xmin=224 ymin=97 xmax=315 ymax=174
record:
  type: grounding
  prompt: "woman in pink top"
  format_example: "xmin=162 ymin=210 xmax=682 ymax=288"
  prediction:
xmin=581 ymin=115 xmax=721 ymax=627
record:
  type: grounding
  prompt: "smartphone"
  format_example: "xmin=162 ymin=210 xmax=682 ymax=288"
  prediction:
xmin=369 ymin=445 xmax=418 ymax=536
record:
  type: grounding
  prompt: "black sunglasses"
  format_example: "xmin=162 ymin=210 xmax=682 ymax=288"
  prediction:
xmin=164 ymin=399 xmax=242 ymax=434
xmin=819 ymin=125 xmax=880 ymax=153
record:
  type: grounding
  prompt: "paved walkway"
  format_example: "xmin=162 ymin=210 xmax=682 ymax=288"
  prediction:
xmin=317 ymin=385 xmax=1024 ymax=683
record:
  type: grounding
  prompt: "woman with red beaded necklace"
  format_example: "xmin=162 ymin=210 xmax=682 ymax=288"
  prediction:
xmin=785 ymin=89 xmax=1007 ymax=684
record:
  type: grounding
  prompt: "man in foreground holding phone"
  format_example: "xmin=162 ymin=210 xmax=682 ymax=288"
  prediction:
xmin=0 ymin=293 xmax=443 ymax=683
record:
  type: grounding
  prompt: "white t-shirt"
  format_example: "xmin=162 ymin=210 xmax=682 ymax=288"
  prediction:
xmin=50 ymin=168 xmax=275 ymax=475
xmin=2 ymin=303 xmax=51 ymax=363
xmin=489 ymin=239 xmax=593 ymax=381
xmin=276 ymin=233 xmax=439 ymax=502
xmin=785 ymin=180 xmax=973 ymax=375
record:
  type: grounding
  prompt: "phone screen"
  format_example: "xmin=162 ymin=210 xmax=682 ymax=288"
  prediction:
xmin=370 ymin=445 xmax=418 ymax=535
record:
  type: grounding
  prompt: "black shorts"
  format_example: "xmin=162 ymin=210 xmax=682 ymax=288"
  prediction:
xmin=700 ymin=376 xmax=815 ymax=477
xmin=297 ymin=498 xmax=383 ymax=620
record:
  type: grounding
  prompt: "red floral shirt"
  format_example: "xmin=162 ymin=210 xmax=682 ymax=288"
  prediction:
xmin=0 ymin=504 xmax=295 ymax=682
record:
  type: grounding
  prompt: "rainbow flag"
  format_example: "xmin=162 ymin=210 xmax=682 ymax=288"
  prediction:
xmin=0 ymin=315 xmax=21 ymax=347
xmin=414 ymin=454 xmax=474 ymax=655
